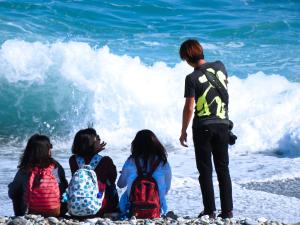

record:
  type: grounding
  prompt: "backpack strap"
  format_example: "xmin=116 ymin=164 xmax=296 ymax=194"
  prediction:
xmin=75 ymin=154 xmax=102 ymax=170
xmin=135 ymin=158 xmax=161 ymax=176
xmin=75 ymin=155 xmax=85 ymax=168
xmin=205 ymin=69 xmax=228 ymax=105
xmin=89 ymin=154 xmax=103 ymax=170
xmin=135 ymin=158 xmax=143 ymax=176
xmin=148 ymin=159 xmax=160 ymax=176
xmin=198 ymin=67 xmax=229 ymax=105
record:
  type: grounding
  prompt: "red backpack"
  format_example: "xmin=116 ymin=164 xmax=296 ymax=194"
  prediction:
xmin=129 ymin=159 xmax=161 ymax=219
xmin=25 ymin=164 xmax=61 ymax=216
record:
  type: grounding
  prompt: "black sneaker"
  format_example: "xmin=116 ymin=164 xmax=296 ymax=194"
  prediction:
xmin=217 ymin=211 xmax=233 ymax=219
xmin=198 ymin=211 xmax=216 ymax=219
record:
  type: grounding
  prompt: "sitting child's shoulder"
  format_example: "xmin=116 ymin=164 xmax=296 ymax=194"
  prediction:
xmin=100 ymin=155 xmax=113 ymax=161
xmin=97 ymin=155 xmax=116 ymax=166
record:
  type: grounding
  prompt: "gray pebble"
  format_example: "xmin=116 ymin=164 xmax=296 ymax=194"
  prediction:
xmin=24 ymin=215 xmax=38 ymax=220
xmin=165 ymin=211 xmax=178 ymax=220
xmin=0 ymin=216 xmax=8 ymax=223
xmin=7 ymin=217 xmax=30 ymax=225
xmin=96 ymin=222 xmax=107 ymax=225
xmin=65 ymin=221 xmax=80 ymax=225
xmin=48 ymin=217 xmax=59 ymax=224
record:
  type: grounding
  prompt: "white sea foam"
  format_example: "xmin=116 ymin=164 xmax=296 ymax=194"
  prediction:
xmin=1 ymin=39 xmax=300 ymax=157
xmin=202 ymin=43 xmax=218 ymax=50
xmin=142 ymin=41 xmax=161 ymax=46
xmin=226 ymin=41 xmax=245 ymax=48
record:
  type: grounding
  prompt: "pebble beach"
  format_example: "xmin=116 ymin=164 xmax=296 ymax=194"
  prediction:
xmin=0 ymin=214 xmax=298 ymax=225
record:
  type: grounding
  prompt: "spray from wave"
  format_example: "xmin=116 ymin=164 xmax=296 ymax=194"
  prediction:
xmin=0 ymin=40 xmax=299 ymax=156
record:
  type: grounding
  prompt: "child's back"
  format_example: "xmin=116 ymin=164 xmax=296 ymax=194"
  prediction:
xmin=68 ymin=128 xmax=119 ymax=218
xmin=8 ymin=134 xmax=68 ymax=217
xmin=69 ymin=154 xmax=119 ymax=216
xmin=118 ymin=157 xmax=171 ymax=217
xmin=117 ymin=130 xmax=172 ymax=218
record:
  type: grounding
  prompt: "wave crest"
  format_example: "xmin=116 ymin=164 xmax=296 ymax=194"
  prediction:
xmin=0 ymin=40 xmax=300 ymax=156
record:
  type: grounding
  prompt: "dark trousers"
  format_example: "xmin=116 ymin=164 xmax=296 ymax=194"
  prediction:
xmin=192 ymin=124 xmax=233 ymax=213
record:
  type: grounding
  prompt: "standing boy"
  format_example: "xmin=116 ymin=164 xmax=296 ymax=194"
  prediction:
xmin=179 ymin=39 xmax=233 ymax=219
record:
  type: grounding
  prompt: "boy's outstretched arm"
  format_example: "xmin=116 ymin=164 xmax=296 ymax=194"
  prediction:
xmin=179 ymin=97 xmax=194 ymax=147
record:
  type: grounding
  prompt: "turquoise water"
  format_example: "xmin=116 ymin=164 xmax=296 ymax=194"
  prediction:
xmin=0 ymin=0 xmax=300 ymax=149
xmin=1 ymin=0 xmax=299 ymax=77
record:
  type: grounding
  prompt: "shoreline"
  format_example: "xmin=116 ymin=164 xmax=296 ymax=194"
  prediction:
xmin=0 ymin=214 xmax=297 ymax=225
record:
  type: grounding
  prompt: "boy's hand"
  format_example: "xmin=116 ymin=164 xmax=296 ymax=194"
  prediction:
xmin=179 ymin=131 xmax=188 ymax=147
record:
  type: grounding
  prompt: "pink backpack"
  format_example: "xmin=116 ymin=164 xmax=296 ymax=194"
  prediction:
xmin=25 ymin=164 xmax=60 ymax=216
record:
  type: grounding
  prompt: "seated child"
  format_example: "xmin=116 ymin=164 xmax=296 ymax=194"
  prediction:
xmin=8 ymin=134 xmax=68 ymax=217
xmin=68 ymin=128 xmax=119 ymax=218
xmin=117 ymin=129 xmax=172 ymax=218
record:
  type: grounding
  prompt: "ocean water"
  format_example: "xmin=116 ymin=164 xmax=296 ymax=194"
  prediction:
xmin=0 ymin=0 xmax=300 ymax=223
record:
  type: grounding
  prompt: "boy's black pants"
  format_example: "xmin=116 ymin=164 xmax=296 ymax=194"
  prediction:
xmin=192 ymin=123 xmax=233 ymax=213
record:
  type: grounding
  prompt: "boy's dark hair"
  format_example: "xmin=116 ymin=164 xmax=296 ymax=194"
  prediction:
xmin=18 ymin=134 xmax=54 ymax=170
xmin=179 ymin=39 xmax=204 ymax=64
xmin=130 ymin=129 xmax=167 ymax=165
xmin=72 ymin=128 xmax=98 ymax=157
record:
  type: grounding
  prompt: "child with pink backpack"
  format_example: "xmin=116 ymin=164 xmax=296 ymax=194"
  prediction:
xmin=118 ymin=130 xmax=172 ymax=219
xmin=8 ymin=134 xmax=68 ymax=217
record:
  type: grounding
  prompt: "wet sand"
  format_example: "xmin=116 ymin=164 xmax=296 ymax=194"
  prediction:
xmin=241 ymin=178 xmax=300 ymax=199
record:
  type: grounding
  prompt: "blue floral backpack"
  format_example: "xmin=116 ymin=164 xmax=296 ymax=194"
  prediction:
xmin=66 ymin=154 xmax=105 ymax=216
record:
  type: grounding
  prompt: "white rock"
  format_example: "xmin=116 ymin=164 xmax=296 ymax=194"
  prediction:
xmin=48 ymin=217 xmax=59 ymax=224
xmin=230 ymin=218 xmax=236 ymax=224
xmin=224 ymin=218 xmax=231 ymax=225
xmin=215 ymin=217 xmax=224 ymax=225
xmin=130 ymin=217 xmax=137 ymax=225
xmin=200 ymin=215 xmax=210 ymax=224
xmin=243 ymin=218 xmax=257 ymax=225
xmin=86 ymin=218 xmax=100 ymax=224
xmin=176 ymin=217 xmax=185 ymax=222
xmin=145 ymin=221 xmax=155 ymax=225
xmin=25 ymin=215 xmax=38 ymax=220
xmin=258 ymin=217 xmax=268 ymax=224
xmin=0 ymin=217 xmax=7 ymax=223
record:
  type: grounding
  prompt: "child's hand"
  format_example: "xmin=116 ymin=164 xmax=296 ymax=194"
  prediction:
xmin=99 ymin=141 xmax=107 ymax=150
xmin=95 ymin=140 xmax=107 ymax=153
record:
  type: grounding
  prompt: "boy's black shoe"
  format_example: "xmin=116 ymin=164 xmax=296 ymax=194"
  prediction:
xmin=198 ymin=211 xmax=216 ymax=219
xmin=217 ymin=211 xmax=233 ymax=219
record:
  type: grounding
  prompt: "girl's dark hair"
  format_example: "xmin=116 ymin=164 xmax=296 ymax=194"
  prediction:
xmin=18 ymin=134 xmax=54 ymax=170
xmin=72 ymin=128 xmax=98 ymax=157
xmin=179 ymin=39 xmax=204 ymax=64
xmin=130 ymin=129 xmax=167 ymax=165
